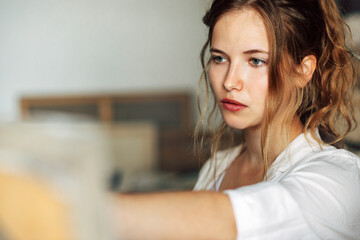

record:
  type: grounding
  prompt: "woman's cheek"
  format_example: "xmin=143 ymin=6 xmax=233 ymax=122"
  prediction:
xmin=209 ymin=66 xmax=225 ymax=91
xmin=208 ymin=68 xmax=218 ymax=91
xmin=250 ymin=70 xmax=268 ymax=91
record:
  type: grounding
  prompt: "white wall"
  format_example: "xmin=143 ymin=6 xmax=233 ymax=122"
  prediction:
xmin=0 ymin=0 xmax=210 ymax=121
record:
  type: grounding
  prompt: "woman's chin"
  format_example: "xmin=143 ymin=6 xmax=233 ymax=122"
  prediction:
xmin=223 ymin=117 xmax=261 ymax=131
xmin=223 ymin=120 xmax=248 ymax=130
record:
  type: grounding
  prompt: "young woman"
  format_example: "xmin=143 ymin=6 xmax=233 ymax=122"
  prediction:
xmin=114 ymin=0 xmax=360 ymax=239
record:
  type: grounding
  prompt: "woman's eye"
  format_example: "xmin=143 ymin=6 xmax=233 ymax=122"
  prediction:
xmin=250 ymin=58 xmax=266 ymax=67
xmin=211 ymin=56 xmax=226 ymax=63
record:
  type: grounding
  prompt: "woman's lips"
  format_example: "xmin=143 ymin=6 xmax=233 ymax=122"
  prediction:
xmin=221 ymin=98 xmax=247 ymax=112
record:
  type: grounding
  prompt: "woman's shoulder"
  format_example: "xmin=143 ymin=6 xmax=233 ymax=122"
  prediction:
xmin=300 ymin=147 xmax=360 ymax=177
xmin=271 ymin=129 xmax=360 ymax=172
xmin=275 ymin=146 xmax=360 ymax=198
xmin=294 ymin=146 xmax=360 ymax=171
xmin=267 ymin=131 xmax=360 ymax=182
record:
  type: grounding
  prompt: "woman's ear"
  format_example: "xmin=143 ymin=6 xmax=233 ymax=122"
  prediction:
xmin=296 ymin=55 xmax=317 ymax=87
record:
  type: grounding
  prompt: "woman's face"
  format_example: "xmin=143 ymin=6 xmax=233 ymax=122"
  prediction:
xmin=209 ymin=9 xmax=269 ymax=130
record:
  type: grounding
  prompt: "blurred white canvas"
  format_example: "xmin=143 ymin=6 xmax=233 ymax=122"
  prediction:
xmin=0 ymin=122 xmax=115 ymax=240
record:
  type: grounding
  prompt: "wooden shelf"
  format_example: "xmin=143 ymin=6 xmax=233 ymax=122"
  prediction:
xmin=20 ymin=92 xmax=200 ymax=171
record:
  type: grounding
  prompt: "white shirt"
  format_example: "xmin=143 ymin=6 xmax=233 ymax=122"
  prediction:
xmin=193 ymin=132 xmax=360 ymax=239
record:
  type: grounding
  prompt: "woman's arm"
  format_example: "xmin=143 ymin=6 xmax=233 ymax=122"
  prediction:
xmin=112 ymin=191 xmax=237 ymax=240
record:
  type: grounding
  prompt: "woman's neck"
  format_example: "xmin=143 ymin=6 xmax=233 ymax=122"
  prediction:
xmin=242 ymin=116 xmax=304 ymax=168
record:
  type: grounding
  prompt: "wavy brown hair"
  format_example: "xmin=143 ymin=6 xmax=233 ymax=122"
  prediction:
xmin=194 ymin=0 xmax=357 ymax=178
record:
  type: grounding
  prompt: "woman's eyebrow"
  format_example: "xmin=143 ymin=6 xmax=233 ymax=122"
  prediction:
xmin=243 ymin=49 xmax=269 ymax=55
xmin=210 ymin=47 xmax=226 ymax=54
xmin=210 ymin=48 xmax=269 ymax=55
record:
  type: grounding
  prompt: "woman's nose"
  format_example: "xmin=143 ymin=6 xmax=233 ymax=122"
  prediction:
xmin=223 ymin=63 xmax=244 ymax=91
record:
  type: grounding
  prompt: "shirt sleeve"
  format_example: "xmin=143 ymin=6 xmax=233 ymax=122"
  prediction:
xmin=224 ymin=153 xmax=360 ymax=240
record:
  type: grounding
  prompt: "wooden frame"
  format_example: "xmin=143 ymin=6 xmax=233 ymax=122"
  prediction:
xmin=21 ymin=92 xmax=192 ymax=130
xmin=20 ymin=92 xmax=198 ymax=171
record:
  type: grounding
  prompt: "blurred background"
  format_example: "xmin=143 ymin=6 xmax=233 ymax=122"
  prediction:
xmin=0 ymin=0 xmax=209 ymax=121
xmin=0 ymin=0 xmax=211 ymax=193
xmin=337 ymin=0 xmax=360 ymax=14
xmin=0 ymin=1 xmax=211 ymax=239
xmin=0 ymin=0 xmax=359 ymax=239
